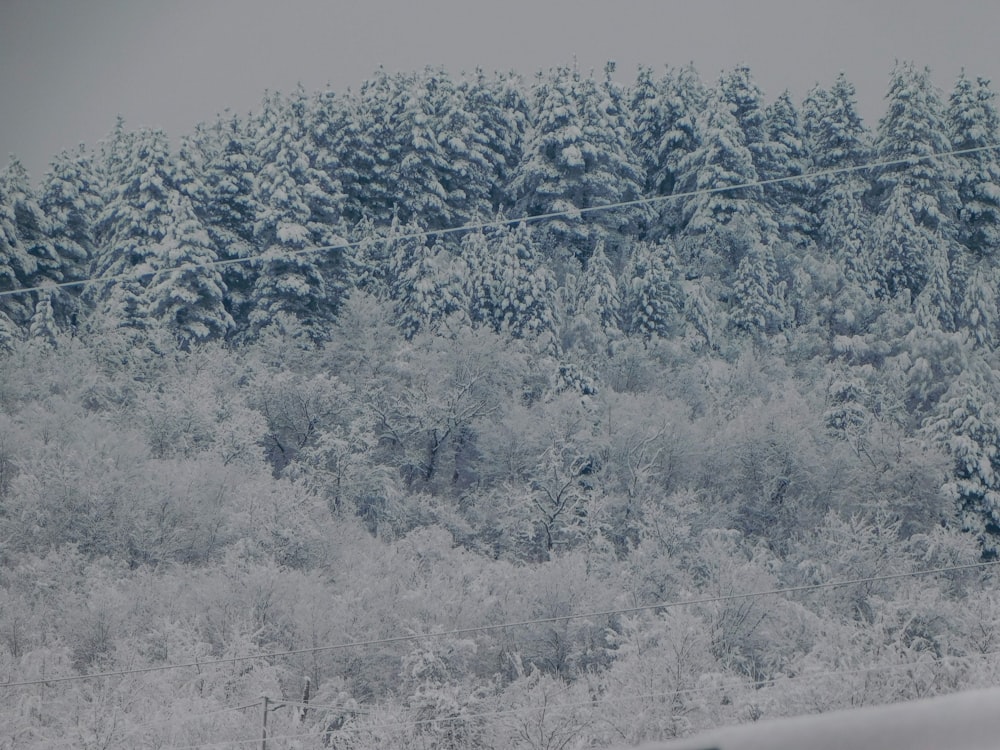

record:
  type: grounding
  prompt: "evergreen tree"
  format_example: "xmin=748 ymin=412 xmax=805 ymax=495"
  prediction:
xmin=0 ymin=165 xmax=31 ymax=340
xmin=511 ymin=66 xmax=587 ymax=261
xmin=91 ymin=128 xmax=182 ymax=331
xmin=871 ymin=188 xmax=942 ymax=299
xmin=620 ymin=240 xmax=683 ymax=341
xmin=39 ymin=145 xmax=101 ymax=327
xmin=913 ymin=240 xmax=955 ymax=331
xmin=1 ymin=160 xmax=57 ymax=287
xmin=630 ymin=66 xmax=669 ymax=194
xmin=958 ymin=264 xmax=998 ymax=349
xmin=653 ymin=63 xmax=707 ymax=201
xmin=730 ymin=241 xmax=787 ymax=336
xmin=673 ymin=90 xmax=776 ymax=271
xmin=195 ymin=116 xmax=260 ymax=331
xmin=926 ymin=375 xmax=1000 ymax=552
xmin=802 ymin=75 xmax=874 ymax=287
xmin=576 ymin=240 xmax=622 ymax=337
xmin=144 ymin=192 xmax=234 ymax=346
xmin=474 ymin=221 xmax=556 ymax=340
xmin=336 ymin=69 xmax=407 ymax=225
xmin=460 ymin=228 xmax=492 ymax=328
xmin=870 ymin=62 xmax=960 ymax=300
xmin=380 ymin=214 xmax=426 ymax=299
xmin=96 ymin=115 xmax=136 ymax=201
xmin=391 ymin=237 xmax=468 ymax=339
xmin=92 ymin=128 xmax=231 ymax=341
xmin=948 ymin=72 xmax=1000 ymax=256
xmin=249 ymin=92 xmax=348 ymax=340
xmin=512 ymin=65 xmax=646 ymax=263
xmin=718 ymin=65 xmax=769 ymax=176
xmin=593 ymin=62 xmax=650 ymax=240
xmin=462 ymin=69 xmax=529 ymax=212
xmin=803 ymin=73 xmax=871 ymax=171
xmin=871 ymin=62 xmax=959 ymax=227
xmin=28 ymin=288 xmax=59 ymax=346
xmin=390 ymin=70 xmax=452 ymax=229
xmin=763 ymin=91 xmax=815 ymax=246
xmin=1 ymin=160 xmax=58 ymax=338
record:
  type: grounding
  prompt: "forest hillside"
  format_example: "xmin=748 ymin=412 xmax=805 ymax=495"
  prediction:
xmin=3 ymin=60 xmax=1000 ymax=748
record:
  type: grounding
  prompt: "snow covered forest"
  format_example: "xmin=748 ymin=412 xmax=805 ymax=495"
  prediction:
xmin=3 ymin=59 xmax=1000 ymax=748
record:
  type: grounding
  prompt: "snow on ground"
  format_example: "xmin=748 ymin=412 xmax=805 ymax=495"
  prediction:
xmin=637 ymin=687 xmax=1000 ymax=750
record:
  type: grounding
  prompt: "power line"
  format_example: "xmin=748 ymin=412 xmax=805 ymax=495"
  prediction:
xmin=2 ymin=142 xmax=998 ymax=302
xmin=159 ymin=648 xmax=1000 ymax=749
xmin=3 ymin=558 xmax=996 ymax=690
xmin=125 ymin=702 xmax=262 ymax=733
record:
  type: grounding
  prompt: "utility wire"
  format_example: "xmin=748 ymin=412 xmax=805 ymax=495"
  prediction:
xmin=159 ymin=648 xmax=1000 ymax=749
xmin=125 ymin=702 xmax=262 ymax=733
xmin=3 ymin=558 xmax=996 ymax=690
xmin=2 ymin=142 xmax=998 ymax=302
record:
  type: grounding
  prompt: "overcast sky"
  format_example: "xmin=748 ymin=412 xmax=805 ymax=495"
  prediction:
xmin=2 ymin=0 xmax=999 ymax=181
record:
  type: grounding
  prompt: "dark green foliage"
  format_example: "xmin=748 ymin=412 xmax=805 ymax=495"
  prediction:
xmin=948 ymin=72 xmax=1000 ymax=255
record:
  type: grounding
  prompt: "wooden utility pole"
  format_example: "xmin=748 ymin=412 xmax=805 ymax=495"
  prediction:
xmin=299 ymin=676 xmax=311 ymax=722
xmin=261 ymin=695 xmax=269 ymax=750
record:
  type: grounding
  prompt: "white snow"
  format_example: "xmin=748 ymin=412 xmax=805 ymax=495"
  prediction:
xmin=635 ymin=688 xmax=1000 ymax=750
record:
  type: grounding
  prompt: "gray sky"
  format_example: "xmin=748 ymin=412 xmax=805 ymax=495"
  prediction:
xmin=2 ymin=0 xmax=999 ymax=181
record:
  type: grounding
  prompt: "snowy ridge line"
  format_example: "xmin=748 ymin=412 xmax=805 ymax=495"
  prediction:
xmin=1 ymin=142 xmax=998 ymax=301
xmin=158 ymin=649 xmax=1000 ymax=750
xmin=3 ymin=558 xmax=996 ymax=691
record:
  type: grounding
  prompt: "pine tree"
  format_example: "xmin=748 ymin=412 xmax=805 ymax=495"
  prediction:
xmin=96 ymin=115 xmax=137 ymax=201
xmin=303 ymin=87 xmax=349 ymax=227
xmin=249 ymin=92 xmax=348 ymax=340
xmin=673 ymin=90 xmax=776 ymax=270
xmin=391 ymin=237 xmax=468 ymax=339
xmin=39 ymin=145 xmax=101 ymax=327
xmin=718 ymin=65 xmax=769 ymax=176
xmin=871 ymin=188 xmax=941 ymax=299
xmin=803 ymin=73 xmax=871 ymax=171
xmin=461 ymin=228 xmax=492 ymax=328
xmin=590 ymin=62 xmax=650 ymax=242
xmin=620 ymin=240 xmax=683 ymax=341
xmin=92 ymin=128 xmax=231 ymax=341
xmin=730 ymin=241 xmax=786 ymax=336
xmin=802 ymin=75 xmax=874 ymax=287
xmin=92 ymin=128 xmax=184 ymax=331
xmin=762 ymin=91 xmax=815 ymax=246
xmin=576 ymin=240 xmax=622 ymax=336
xmin=195 ymin=115 xmax=260 ymax=332
xmin=475 ymin=221 xmax=556 ymax=340
xmin=144 ymin=191 xmax=234 ymax=345
xmin=958 ymin=264 xmax=998 ymax=348
xmin=948 ymin=72 xmax=1000 ymax=256
xmin=913 ymin=239 xmax=955 ymax=330
xmin=0 ymin=164 xmax=31 ymax=340
xmin=28 ymin=288 xmax=59 ymax=346
xmin=870 ymin=62 xmax=960 ymax=300
xmin=336 ymin=69 xmax=407 ymax=225
xmin=391 ymin=70 xmax=452 ymax=229
xmin=630 ymin=66 xmax=669 ymax=194
xmin=462 ymin=69 xmax=529 ymax=213
xmin=511 ymin=65 xmax=646 ymax=263
xmin=872 ymin=62 xmax=959 ymax=227
xmin=926 ymin=375 xmax=1000 ymax=551
xmin=511 ymin=66 xmax=587 ymax=260
xmin=1 ymin=160 xmax=56 ymax=287
xmin=1 ymin=159 xmax=56 ymax=337
xmin=654 ymin=63 xmax=707 ymax=201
